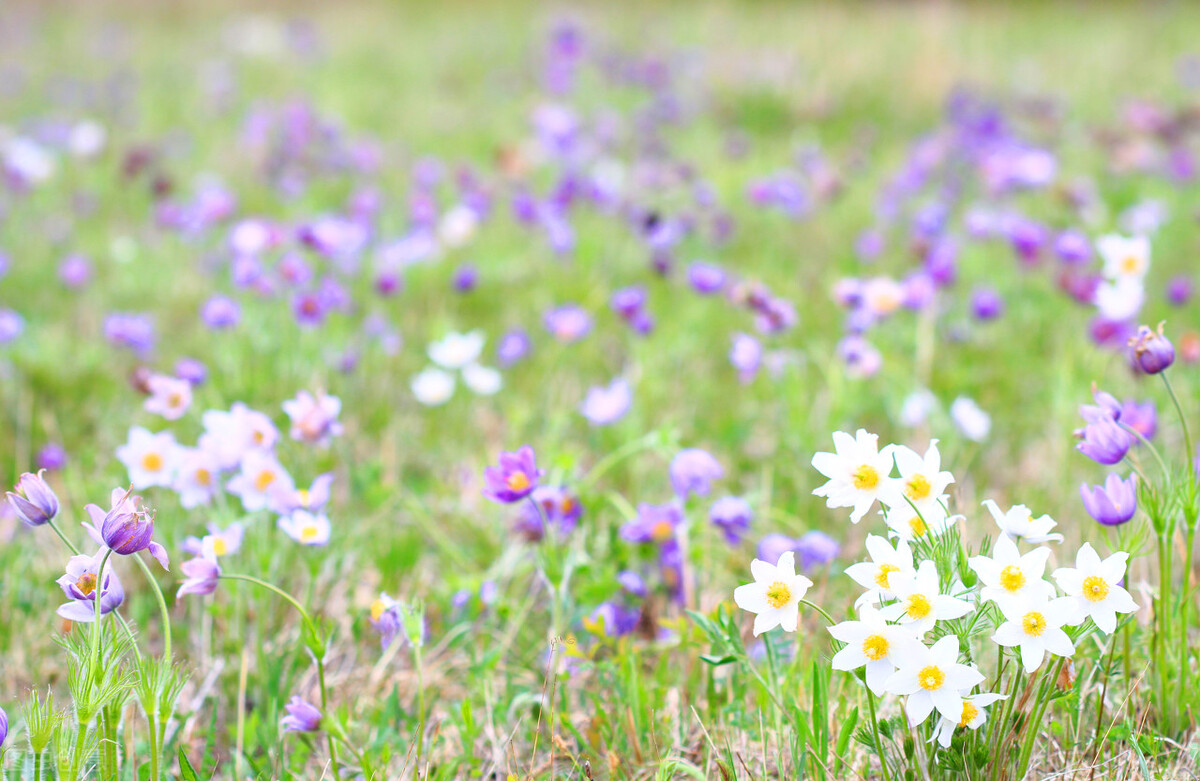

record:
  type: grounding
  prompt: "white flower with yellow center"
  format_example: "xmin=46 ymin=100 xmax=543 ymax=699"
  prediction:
xmin=812 ymin=429 xmax=896 ymax=524
xmin=116 ymin=426 xmax=182 ymax=490
xmin=1096 ymin=234 xmax=1150 ymax=281
xmin=967 ymin=533 xmax=1055 ymax=613
xmin=828 ymin=605 xmax=923 ymax=696
xmin=929 ymin=692 xmax=1006 ymax=748
xmin=880 ymin=441 xmax=955 ymax=515
xmin=880 ymin=561 xmax=973 ymax=637
xmin=428 ymin=330 xmax=486 ymax=370
xmin=845 ymin=535 xmax=914 ymax=603
xmin=277 ymin=510 xmax=331 ymax=547
xmin=883 ymin=636 xmax=985 ymax=727
xmin=1051 ymin=543 xmax=1137 ymax=634
xmin=992 ymin=595 xmax=1076 ymax=673
xmin=983 ymin=499 xmax=1063 ymax=544
xmin=884 ymin=501 xmax=958 ymax=543
xmin=732 ymin=551 xmax=814 ymax=636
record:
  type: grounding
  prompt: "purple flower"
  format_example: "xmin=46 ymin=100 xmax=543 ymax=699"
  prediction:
xmin=1080 ymin=473 xmax=1137 ymax=526
xmin=669 ymin=449 xmax=723 ymax=500
xmin=56 ymin=548 xmax=125 ymax=622
xmin=610 ymin=286 xmax=647 ymax=318
xmin=281 ymin=697 xmax=322 ymax=732
xmin=201 ymin=295 xmax=241 ymax=329
xmin=453 ymin=263 xmax=478 ymax=293
xmin=1167 ymin=275 xmax=1193 ymax=307
xmin=709 ymin=496 xmax=752 ymax=544
xmin=580 ymin=378 xmax=632 ymax=426
xmin=585 ymin=601 xmax=641 ymax=637
xmin=621 ymin=503 xmax=683 ymax=543
xmin=37 ymin=443 xmax=68 ymax=471
xmin=618 ymin=570 xmax=647 ymax=598
xmin=1129 ymin=323 xmax=1175 ymax=374
xmin=756 ymin=533 xmax=797 ymax=567
xmin=1076 ymin=418 xmax=1133 ymax=465
xmin=687 ymin=263 xmax=726 ymax=294
xmin=6 ymin=470 xmax=59 ymax=526
xmin=1054 ymin=230 xmax=1091 ymax=264
xmin=544 ymin=305 xmax=592 ymax=342
xmin=58 ymin=254 xmax=91 ymax=288
xmin=514 ymin=485 xmax=583 ymax=540
xmin=0 ymin=706 xmax=6 ymax=748
xmin=482 ymin=446 xmax=542 ymax=504
xmin=1080 ymin=386 xmax=1123 ymax=424
xmin=175 ymin=357 xmax=208 ymax=385
xmin=282 ymin=390 xmax=343 ymax=446
xmin=104 ymin=312 xmax=155 ymax=355
xmin=496 ymin=329 xmax=532 ymax=367
xmin=729 ymin=333 xmax=762 ymax=383
xmin=292 ymin=291 xmax=327 ymax=328
xmin=970 ymin=287 xmax=1004 ymax=320
xmin=1120 ymin=399 xmax=1156 ymax=440
xmin=0 ymin=309 xmax=23 ymax=343
xmin=95 ymin=488 xmax=170 ymax=569
xmin=177 ymin=555 xmax=222 ymax=597
xmin=796 ymin=530 xmax=839 ymax=572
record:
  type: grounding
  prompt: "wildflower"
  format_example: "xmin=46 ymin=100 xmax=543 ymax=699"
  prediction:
xmin=885 ymin=502 xmax=959 ymax=543
xmin=757 ymin=533 xmax=798 ymax=567
xmin=580 ymin=378 xmax=632 ymax=425
xmin=273 ymin=473 xmax=335 ymax=514
xmin=176 ymin=554 xmax=221 ymax=598
xmin=57 ymin=548 xmax=125 ymax=622
xmin=1079 ymin=386 xmax=1123 ymax=424
xmin=282 ymin=389 xmax=343 ymax=445
xmin=1094 ymin=277 xmax=1145 ymax=321
xmin=496 ymin=329 xmax=532 ymax=367
xmin=173 ymin=448 xmax=222 ymax=509
xmin=899 ymin=389 xmax=937 ymax=427
xmin=462 ymin=363 xmax=503 ymax=395
xmin=729 ymin=332 xmax=762 ymax=383
xmin=116 ymin=427 xmax=180 ymax=490
xmin=6 ymin=470 xmax=59 ymax=526
xmin=1079 ymin=474 xmax=1137 ymax=526
xmin=929 ymin=693 xmax=1006 ymax=748
xmin=829 ymin=605 xmax=924 ymax=696
xmin=880 ymin=561 xmax=973 ymax=636
xmin=482 ymin=446 xmax=541 ymax=504
xmin=880 ymin=441 xmax=954 ymax=515
xmin=0 ymin=706 xmax=6 ymax=748
xmin=1075 ymin=418 xmax=1132 ymax=465
xmin=669 ymin=449 xmax=724 ymax=500
xmin=1129 ymin=323 xmax=1175 ymax=374
xmin=811 ymin=429 xmax=896 ymax=524
xmin=883 ymin=636 xmax=985 ymax=727
xmin=796 ymin=531 xmax=840 ymax=571
xmin=1052 ymin=543 xmax=1138 ymax=633
xmin=992 ymin=595 xmax=1076 ymax=673
xmin=983 ymin=499 xmax=1064 ymax=544
xmin=278 ymin=510 xmax=331 ymax=546
xmin=620 ymin=502 xmax=683 ymax=543
xmin=411 ymin=367 xmax=456 ymax=405
xmin=1119 ymin=399 xmax=1156 ymax=440
xmin=199 ymin=402 xmax=278 ymax=467
xmin=543 ymin=305 xmax=592 ymax=342
xmin=709 ymin=496 xmax=752 ymax=545
xmin=970 ymin=287 xmax=1004 ymax=320
xmin=584 ymin=602 xmax=641 ymax=637
xmin=183 ymin=522 xmax=244 ymax=558
xmin=201 ymin=295 xmax=241 ymax=329
xmin=618 ymin=571 xmax=647 ymax=598
xmin=97 ymin=487 xmax=170 ymax=568
xmin=370 ymin=592 xmax=402 ymax=649
xmin=37 ymin=443 xmax=68 ymax=471
xmin=687 ymin=263 xmax=727 ymax=294
xmin=949 ymin=397 xmax=991 ymax=442
xmin=514 ymin=485 xmax=582 ymax=540
xmin=732 ymin=551 xmax=814 ymax=635
xmin=227 ymin=451 xmax=294 ymax=513
xmin=968 ymin=534 xmax=1055 ymax=612
xmin=428 ymin=330 xmax=485 ymax=369
xmin=144 ymin=373 xmax=193 ymax=420
xmin=845 ymin=535 xmax=914 ymax=601
xmin=280 ymin=697 xmax=322 ymax=732
xmin=1096 ymin=234 xmax=1150 ymax=280
xmin=1166 ymin=275 xmax=1193 ymax=307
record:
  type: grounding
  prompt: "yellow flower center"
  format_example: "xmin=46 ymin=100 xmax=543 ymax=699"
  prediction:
xmin=909 ymin=516 xmax=927 ymax=537
xmin=765 ymin=581 xmax=792 ymax=609
xmin=254 ymin=469 xmax=276 ymax=492
xmin=370 ymin=599 xmax=386 ymax=622
xmin=874 ymin=563 xmax=900 ymax=590
xmin=300 ymin=525 xmax=320 ymax=542
xmin=298 ymin=488 xmax=311 ymax=507
xmin=906 ymin=593 xmax=932 ymax=620
xmin=506 ymin=471 xmax=531 ymax=492
xmin=253 ymin=430 xmax=266 ymax=445
xmin=918 ymin=665 xmax=945 ymax=691
xmin=1082 ymin=575 xmax=1110 ymax=603
xmin=142 ymin=452 xmax=164 ymax=472
xmin=212 ymin=537 xmax=228 ymax=556
xmin=651 ymin=520 xmax=675 ymax=541
xmin=999 ymin=565 xmax=1026 ymax=592
xmin=195 ymin=468 xmax=212 ymax=486
xmin=862 ymin=634 xmax=890 ymax=661
xmin=1121 ymin=255 xmax=1141 ymax=274
xmin=1021 ymin=611 xmax=1047 ymax=637
xmin=905 ymin=474 xmax=931 ymax=501
xmin=852 ymin=464 xmax=880 ymax=490
xmin=75 ymin=572 xmax=97 ymax=597
xmin=168 ymin=392 xmax=184 ymax=408
xmin=959 ymin=702 xmax=979 ymax=728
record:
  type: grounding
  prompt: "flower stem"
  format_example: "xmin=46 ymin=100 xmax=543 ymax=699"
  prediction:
xmin=799 ymin=599 xmax=836 ymax=626
xmin=47 ymin=518 xmax=80 ymax=555
xmin=866 ymin=689 xmax=893 ymax=781
xmin=133 ymin=554 xmax=172 ymax=661
xmin=1162 ymin=373 xmax=1194 ymax=468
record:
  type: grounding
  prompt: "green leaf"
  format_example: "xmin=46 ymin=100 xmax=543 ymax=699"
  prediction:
xmin=178 ymin=748 xmax=199 ymax=781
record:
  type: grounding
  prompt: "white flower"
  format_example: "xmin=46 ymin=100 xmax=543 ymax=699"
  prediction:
xmin=197 ymin=402 xmax=278 ymax=470
xmin=929 ymin=693 xmax=1006 ymax=748
xmin=282 ymin=389 xmax=343 ymax=445
xmin=845 ymin=534 xmax=915 ymax=602
xmin=278 ymin=510 xmax=331 ymax=546
xmin=1096 ymin=234 xmax=1150 ymax=280
xmin=411 ymin=368 xmax=456 ymax=406
xmin=69 ymin=120 xmax=106 ymax=159
xmin=880 ymin=561 xmax=974 ymax=637
xmin=880 ymin=441 xmax=954 ymax=511
xmin=949 ymin=397 xmax=991 ymax=442
xmin=428 ymin=330 xmax=486 ymax=369
xmin=862 ymin=276 xmax=905 ymax=319
xmin=226 ymin=450 xmax=294 ymax=513
xmin=884 ymin=501 xmax=958 ymax=543
xmin=992 ymin=595 xmax=1077 ymax=673
xmin=173 ymin=447 xmax=221 ymax=509
xmin=438 ymin=205 xmax=479 ymax=248
xmin=1093 ymin=276 xmax=1145 ymax=321
xmin=462 ymin=363 xmax=503 ymax=395
xmin=732 ymin=551 xmax=814 ymax=636
xmin=899 ymin=389 xmax=938 ymax=427
xmin=1051 ymin=543 xmax=1138 ymax=634
xmin=968 ymin=534 xmax=1055 ymax=613
xmin=983 ymin=499 xmax=1063 ymax=544
xmin=201 ymin=523 xmax=244 ymax=558
xmin=811 ymin=429 xmax=896 ymax=524
xmin=828 ymin=605 xmax=924 ymax=696
xmin=883 ymin=636 xmax=985 ymax=727
xmin=116 ymin=426 xmax=181 ymax=490
xmin=144 ymin=374 xmax=193 ymax=421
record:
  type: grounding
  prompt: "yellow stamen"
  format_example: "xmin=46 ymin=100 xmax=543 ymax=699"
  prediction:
xmin=254 ymin=469 xmax=276 ymax=492
xmin=195 ymin=468 xmax=212 ymax=486
xmin=909 ymin=516 xmax=927 ymax=537
xmin=1082 ymin=575 xmax=1110 ymax=603
xmin=370 ymin=599 xmax=386 ymax=622
xmin=852 ymin=464 xmax=880 ymax=490
xmin=300 ymin=525 xmax=320 ymax=543
xmin=212 ymin=537 xmax=228 ymax=556
xmin=506 ymin=471 xmax=530 ymax=492
xmin=905 ymin=474 xmax=931 ymax=501
xmin=999 ymin=565 xmax=1026 ymax=592
xmin=651 ymin=520 xmax=675 ymax=541
xmin=874 ymin=563 xmax=900 ymax=590
xmin=75 ymin=572 xmax=97 ymax=597
xmin=765 ymin=581 xmax=792 ymax=609
xmin=918 ymin=665 xmax=945 ymax=691
xmin=862 ymin=634 xmax=890 ymax=661
xmin=906 ymin=593 xmax=932 ymax=620
xmin=141 ymin=452 xmax=164 ymax=472
xmin=959 ymin=702 xmax=979 ymax=728
xmin=1022 ymin=611 xmax=1047 ymax=637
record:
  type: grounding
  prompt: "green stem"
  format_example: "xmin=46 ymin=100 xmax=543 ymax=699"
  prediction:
xmin=578 ymin=430 xmax=670 ymax=491
xmin=1162 ymin=373 xmax=1193 ymax=466
xmin=866 ymin=689 xmax=893 ymax=781
xmin=1016 ymin=659 xmax=1063 ymax=776
xmin=413 ymin=643 xmax=426 ymax=776
xmin=47 ymin=518 xmax=81 ymax=555
xmin=800 ymin=599 xmax=836 ymax=626
xmin=133 ymin=554 xmax=172 ymax=660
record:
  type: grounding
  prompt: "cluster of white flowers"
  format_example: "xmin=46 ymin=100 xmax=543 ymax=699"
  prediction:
xmin=732 ymin=429 xmax=1139 ymax=750
xmin=411 ymin=330 xmax=502 ymax=406
xmin=1093 ymin=234 xmax=1149 ymax=321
